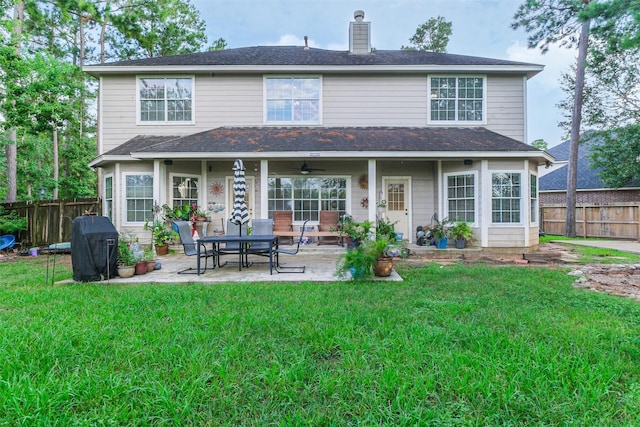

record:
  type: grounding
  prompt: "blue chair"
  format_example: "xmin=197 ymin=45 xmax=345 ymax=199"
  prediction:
xmin=247 ymin=219 xmax=274 ymax=260
xmin=274 ymin=220 xmax=308 ymax=273
xmin=218 ymin=219 xmax=248 ymax=267
xmin=173 ymin=221 xmax=216 ymax=274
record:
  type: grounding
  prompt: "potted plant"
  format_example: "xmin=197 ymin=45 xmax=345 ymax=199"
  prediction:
xmin=336 ymin=245 xmax=375 ymax=280
xmin=364 ymin=236 xmax=394 ymax=277
xmin=143 ymin=247 xmax=156 ymax=272
xmin=450 ymin=220 xmax=474 ymax=249
xmin=193 ymin=207 xmax=208 ymax=222
xmin=144 ymin=220 xmax=177 ymax=255
xmin=431 ymin=214 xmax=451 ymax=249
xmin=340 ymin=215 xmax=373 ymax=248
xmin=161 ymin=204 xmax=192 ymax=222
xmin=116 ymin=238 xmax=135 ymax=278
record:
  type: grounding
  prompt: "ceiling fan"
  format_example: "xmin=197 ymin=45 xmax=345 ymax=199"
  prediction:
xmin=299 ymin=162 xmax=325 ymax=174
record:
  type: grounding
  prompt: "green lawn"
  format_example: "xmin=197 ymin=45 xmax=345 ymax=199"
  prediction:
xmin=1 ymin=256 xmax=640 ymax=425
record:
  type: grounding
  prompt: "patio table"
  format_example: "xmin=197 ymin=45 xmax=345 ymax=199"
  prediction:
xmin=197 ymin=235 xmax=279 ymax=275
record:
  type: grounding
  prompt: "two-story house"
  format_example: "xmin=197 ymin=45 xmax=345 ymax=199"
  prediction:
xmin=84 ymin=10 xmax=552 ymax=249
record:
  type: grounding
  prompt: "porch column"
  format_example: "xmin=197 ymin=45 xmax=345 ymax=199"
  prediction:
xmin=481 ymin=160 xmax=490 ymax=247
xmin=368 ymin=159 xmax=377 ymax=224
xmin=153 ymin=159 xmax=161 ymax=211
xmin=200 ymin=160 xmax=208 ymax=210
xmin=523 ymin=159 xmax=531 ymax=246
xmin=260 ymin=160 xmax=269 ymax=218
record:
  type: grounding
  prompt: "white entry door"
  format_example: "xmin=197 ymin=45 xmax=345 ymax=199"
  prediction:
xmin=383 ymin=177 xmax=411 ymax=241
xmin=227 ymin=176 xmax=255 ymax=220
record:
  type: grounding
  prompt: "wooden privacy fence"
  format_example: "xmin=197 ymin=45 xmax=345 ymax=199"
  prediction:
xmin=1 ymin=198 xmax=102 ymax=248
xmin=541 ymin=203 xmax=640 ymax=240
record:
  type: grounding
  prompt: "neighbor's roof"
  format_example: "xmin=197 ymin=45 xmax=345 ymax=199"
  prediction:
xmin=541 ymin=136 xmax=638 ymax=191
xmin=90 ymin=126 xmax=550 ymax=168
xmin=84 ymin=46 xmax=543 ymax=77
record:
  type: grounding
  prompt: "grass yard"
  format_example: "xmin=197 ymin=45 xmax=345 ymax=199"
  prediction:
xmin=1 ymin=255 xmax=640 ymax=425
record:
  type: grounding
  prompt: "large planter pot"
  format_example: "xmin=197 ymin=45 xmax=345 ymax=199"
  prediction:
xmin=155 ymin=244 xmax=169 ymax=255
xmin=145 ymin=260 xmax=156 ymax=273
xmin=134 ymin=261 xmax=147 ymax=275
xmin=436 ymin=237 xmax=448 ymax=249
xmin=373 ymin=257 xmax=393 ymax=277
xmin=117 ymin=266 xmax=135 ymax=278
xmin=348 ymin=266 xmax=368 ymax=280
xmin=455 ymin=238 xmax=466 ymax=249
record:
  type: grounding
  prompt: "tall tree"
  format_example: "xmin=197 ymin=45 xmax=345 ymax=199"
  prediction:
xmin=107 ymin=0 xmax=207 ymax=59
xmin=2 ymin=0 xmax=24 ymax=203
xmin=401 ymin=16 xmax=452 ymax=53
xmin=512 ymin=0 xmax=592 ymax=238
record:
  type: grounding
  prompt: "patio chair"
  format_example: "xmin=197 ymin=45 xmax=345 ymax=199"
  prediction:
xmin=318 ymin=210 xmax=340 ymax=245
xmin=173 ymin=221 xmax=216 ymax=274
xmin=247 ymin=219 xmax=274 ymax=260
xmin=273 ymin=210 xmax=293 ymax=244
xmin=274 ymin=220 xmax=308 ymax=273
xmin=218 ymin=219 xmax=248 ymax=267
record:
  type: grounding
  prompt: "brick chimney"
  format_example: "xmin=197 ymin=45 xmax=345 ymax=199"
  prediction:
xmin=349 ymin=10 xmax=371 ymax=54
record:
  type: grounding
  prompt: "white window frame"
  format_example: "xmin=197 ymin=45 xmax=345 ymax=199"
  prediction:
xmin=104 ymin=173 xmax=114 ymax=221
xmin=136 ymin=75 xmax=195 ymax=125
xmin=267 ymin=176 xmax=348 ymax=223
xmin=530 ymin=173 xmax=538 ymax=225
xmin=427 ymin=75 xmax=486 ymax=125
xmin=169 ymin=173 xmax=201 ymax=210
xmin=123 ymin=173 xmax=154 ymax=225
xmin=444 ymin=171 xmax=478 ymax=226
xmin=263 ymin=75 xmax=322 ymax=124
xmin=491 ymin=171 xmax=522 ymax=224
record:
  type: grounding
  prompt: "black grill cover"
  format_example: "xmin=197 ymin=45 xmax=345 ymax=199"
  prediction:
xmin=71 ymin=216 xmax=118 ymax=282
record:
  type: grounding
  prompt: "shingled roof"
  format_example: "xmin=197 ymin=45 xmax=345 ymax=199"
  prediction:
xmin=104 ymin=126 xmax=541 ymax=156
xmin=95 ymin=46 xmax=538 ymax=68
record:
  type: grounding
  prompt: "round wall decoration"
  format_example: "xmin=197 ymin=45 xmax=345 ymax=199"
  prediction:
xmin=209 ymin=181 xmax=224 ymax=196
xmin=360 ymin=197 xmax=369 ymax=208
xmin=358 ymin=173 xmax=368 ymax=190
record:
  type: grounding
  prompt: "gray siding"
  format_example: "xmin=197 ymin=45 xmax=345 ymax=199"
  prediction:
xmin=100 ymin=73 xmax=527 ymax=152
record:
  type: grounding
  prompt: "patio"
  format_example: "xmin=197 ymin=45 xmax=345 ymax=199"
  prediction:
xmin=65 ymin=243 xmax=410 ymax=284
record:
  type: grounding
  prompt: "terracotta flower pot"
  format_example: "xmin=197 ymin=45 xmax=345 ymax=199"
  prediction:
xmin=134 ymin=261 xmax=147 ymax=275
xmin=145 ymin=260 xmax=156 ymax=273
xmin=155 ymin=244 xmax=169 ymax=255
xmin=373 ymin=257 xmax=393 ymax=277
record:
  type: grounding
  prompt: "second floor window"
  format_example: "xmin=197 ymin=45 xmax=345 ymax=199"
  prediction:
xmin=429 ymin=76 xmax=484 ymax=123
xmin=265 ymin=77 xmax=321 ymax=123
xmin=138 ymin=77 xmax=193 ymax=123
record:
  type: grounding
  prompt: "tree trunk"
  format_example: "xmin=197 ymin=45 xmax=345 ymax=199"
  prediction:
xmin=565 ymin=18 xmax=590 ymax=237
xmin=53 ymin=127 xmax=59 ymax=200
xmin=4 ymin=1 xmax=24 ymax=203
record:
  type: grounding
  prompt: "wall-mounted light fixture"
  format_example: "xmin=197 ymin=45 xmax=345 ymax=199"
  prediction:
xmin=463 ymin=159 xmax=473 ymax=166
xmin=163 ymin=159 xmax=173 ymax=166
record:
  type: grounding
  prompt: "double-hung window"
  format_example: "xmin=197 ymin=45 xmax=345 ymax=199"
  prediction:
xmin=492 ymin=172 xmax=521 ymax=223
xmin=138 ymin=77 xmax=193 ymax=123
xmin=104 ymin=175 xmax=113 ymax=221
xmin=429 ymin=76 xmax=484 ymax=123
xmin=265 ymin=76 xmax=321 ymax=123
xmin=446 ymin=173 xmax=476 ymax=223
xmin=530 ymin=174 xmax=538 ymax=223
xmin=125 ymin=174 xmax=154 ymax=223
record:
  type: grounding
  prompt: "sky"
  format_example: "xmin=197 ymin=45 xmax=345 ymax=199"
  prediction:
xmin=191 ymin=0 xmax=578 ymax=147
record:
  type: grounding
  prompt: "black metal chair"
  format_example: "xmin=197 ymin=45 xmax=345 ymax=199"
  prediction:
xmin=173 ymin=221 xmax=216 ymax=274
xmin=274 ymin=220 xmax=308 ymax=273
